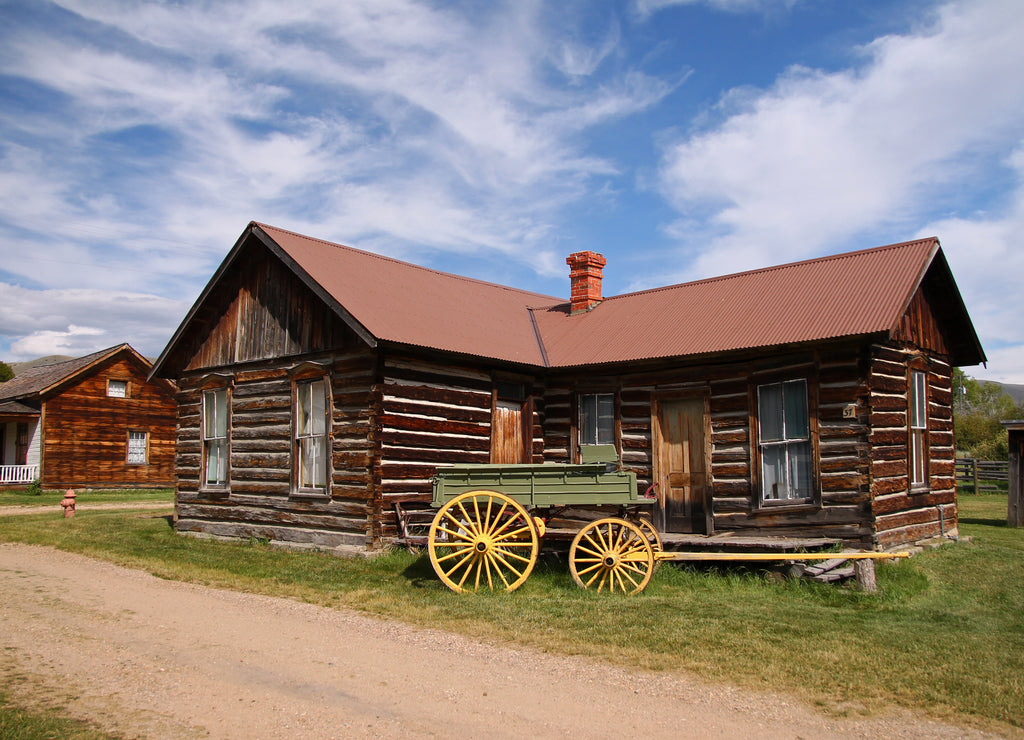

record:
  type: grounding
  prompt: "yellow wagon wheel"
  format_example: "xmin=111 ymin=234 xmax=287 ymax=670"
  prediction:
xmin=428 ymin=490 xmax=539 ymax=593
xmin=569 ymin=518 xmax=655 ymax=595
xmin=633 ymin=514 xmax=664 ymax=572
xmin=634 ymin=515 xmax=663 ymax=553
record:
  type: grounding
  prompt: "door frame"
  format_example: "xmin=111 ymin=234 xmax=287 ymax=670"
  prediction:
xmin=651 ymin=389 xmax=713 ymax=535
xmin=490 ymin=377 xmax=533 ymax=464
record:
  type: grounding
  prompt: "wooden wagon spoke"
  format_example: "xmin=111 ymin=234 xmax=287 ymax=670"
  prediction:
xmin=433 ymin=544 xmax=478 ymax=566
xmin=428 ymin=490 xmax=538 ymax=593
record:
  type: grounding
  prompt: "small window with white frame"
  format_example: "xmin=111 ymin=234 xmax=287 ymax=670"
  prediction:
xmin=107 ymin=379 xmax=128 ymax=398
xmin=909 ymin=370 xmax=929 ymax=487
xmin=202 ymin=388 xmax=229 ymax=489
xmin=127 ymin=430 xmax=148 ymax=465
xmin=295 ymin=378 xmax=329 ymax=493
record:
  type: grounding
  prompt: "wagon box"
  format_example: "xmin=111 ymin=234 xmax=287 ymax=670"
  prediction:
xmin=431 ymin=462 xmax=641 ymax=509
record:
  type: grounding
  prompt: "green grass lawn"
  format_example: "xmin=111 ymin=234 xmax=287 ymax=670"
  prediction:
xmin=1 ymin=493 xmax=1020 ymax=734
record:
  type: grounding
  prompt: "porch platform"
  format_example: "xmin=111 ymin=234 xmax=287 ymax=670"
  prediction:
xmin=659 ymin=532 xmax=843 ymax=553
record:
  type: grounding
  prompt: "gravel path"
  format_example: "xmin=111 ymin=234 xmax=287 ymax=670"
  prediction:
xmin=0 ymin=541 xmax=1003 ymax=739
xmin=0 ymin=501 xmax=173 ymax=516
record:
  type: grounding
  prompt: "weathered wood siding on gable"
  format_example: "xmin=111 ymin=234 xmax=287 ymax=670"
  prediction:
xmin=40 ymin=357 xmax=175 ymax=488
xmin=177 ymin=243 xmax=350 ymax=374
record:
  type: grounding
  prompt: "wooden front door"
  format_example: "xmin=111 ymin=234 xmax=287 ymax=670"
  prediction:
xmin=653 ymin=395 xmax=709 ymax=534
xmin=491 ymin=399 xmax=529 ymax=464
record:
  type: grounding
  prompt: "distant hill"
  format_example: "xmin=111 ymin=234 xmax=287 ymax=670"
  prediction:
xmin=7 ymin=355 xmax=75 ymax=377
xmin=1000 ymin=383 xmax=1024 ymax=406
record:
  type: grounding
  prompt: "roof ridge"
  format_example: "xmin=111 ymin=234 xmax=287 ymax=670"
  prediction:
xmin=602 ymin=237 xmax=939 ymax=303
xmin=255 ymin=222 xmax=562 ymax=303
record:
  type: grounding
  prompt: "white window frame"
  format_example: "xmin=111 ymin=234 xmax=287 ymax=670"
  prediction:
xmin=126 ymin=430 xmax=148 ymax=465
xmin=202 ymin=388 xmax=229 ymax=489
xmin=910 ymin=370 xmax=929 ymax=488
xmin=295 ymin=378 xmax=329 ymax=494
xmin=757 ymin=379 xmax=814 ymax=503
xmin=107 ymin=379 xmax=128 ymax=398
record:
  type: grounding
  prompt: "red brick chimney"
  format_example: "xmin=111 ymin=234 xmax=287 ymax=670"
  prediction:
xmin=566 ymin=251 xmax=607 ymax=314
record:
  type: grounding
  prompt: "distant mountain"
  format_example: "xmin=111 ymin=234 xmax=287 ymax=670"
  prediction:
xmin=6 ymin=355 xmax=74 ymax=376
xmin=999 ymin=383 xmax=1024 ymax=405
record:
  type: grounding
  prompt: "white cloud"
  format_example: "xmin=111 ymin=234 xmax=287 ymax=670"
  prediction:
xmin=654 ymin=0 xmax=1024 ymax=377
xmin=0 ymin=284 xmax=188 ymax=361
xmin=634 ymin=0 xmax=801 ymax=18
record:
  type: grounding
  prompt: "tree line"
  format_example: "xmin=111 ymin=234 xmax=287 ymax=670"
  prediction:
xmin=952 ymin=369 xmax=1022 ymax=460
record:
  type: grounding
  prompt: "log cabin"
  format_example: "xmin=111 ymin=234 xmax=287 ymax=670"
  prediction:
xmin=150 ymin=222 xmax=985 ymax=551
xmin=0 ymin=344 xmax=176 ymax=488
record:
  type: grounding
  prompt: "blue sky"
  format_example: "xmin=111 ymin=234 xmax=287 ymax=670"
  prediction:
xmin=0 ymin=0 xmax=1021 ymax=382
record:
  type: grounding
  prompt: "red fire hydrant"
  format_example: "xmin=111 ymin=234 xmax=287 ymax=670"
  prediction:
xmin=60 ymin=489 xmax=76 ymax=518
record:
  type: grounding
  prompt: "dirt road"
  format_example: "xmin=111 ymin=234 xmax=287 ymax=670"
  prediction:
xmin=0 ymin=541 xmax=998 ymax=739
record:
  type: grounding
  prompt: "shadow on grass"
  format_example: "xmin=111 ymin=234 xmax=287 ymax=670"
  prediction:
xmin=959 ymin=517 xmax=1009 ymax=527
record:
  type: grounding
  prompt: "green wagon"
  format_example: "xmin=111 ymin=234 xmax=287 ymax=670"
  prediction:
xmin=427 ymin=447 xmax=661 ymax=594
xmin=425 ymin=446 xmax=910 ymax=595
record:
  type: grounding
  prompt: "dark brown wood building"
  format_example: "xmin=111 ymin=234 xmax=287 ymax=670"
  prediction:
xmin=1004 ymin=420 xmax=1024 ymax=527
xmin=0 ymin=344 xmax=176 ymax=488
xmin=151 ymin=222 xmax=985 ymax=551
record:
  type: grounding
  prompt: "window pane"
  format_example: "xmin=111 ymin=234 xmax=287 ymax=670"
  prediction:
xmin=911 ymin=372 xmax=927 ymax=428
xmin=580 ymin=396 xmax=596 ymax=445
xmin=108 ymin=380 xmax=127 ymax=398
xmin=299 ymin=437 xmax=327 ymax=488
xmin=580 ymin=393 xmax=615 ymax=446
xmin=204 ymin=390 xmax=227 ymax=438
xmin=911 ymin=429 xmax=927 ymax=484
xmin=762 ymin=445 xmax=785 ymax=500
xmin=783 ymin=380 xmax=808 ymax=439
xmin=205 ymin=439 xmax=227 ymax=485
xmin=311 ymin=381 xmax=326 ymax=436
xmin=788 ymin=441 xmax=812 ymax=498
xmin=758 ymin=384 xmax=783 ymax=441
xmin=127 ymin=431 xmax=147 ymax=464
xmin=297 ymin=383 xmax=311 ymax=436
xmin=597 ymin=394 xmax=615 ymax=445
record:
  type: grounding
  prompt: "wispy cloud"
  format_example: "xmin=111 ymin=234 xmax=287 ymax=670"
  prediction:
xmin=652 ymin=0 xmax=1024 ymax=378
xmin=0 ymin=0 xmax=669 ymax=359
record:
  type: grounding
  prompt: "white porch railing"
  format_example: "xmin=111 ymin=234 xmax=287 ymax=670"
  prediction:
xmin=0 ymin=465 xmax=39 ymax=484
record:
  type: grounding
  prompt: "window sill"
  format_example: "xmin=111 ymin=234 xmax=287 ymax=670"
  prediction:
xmin=199 ymin=486 xmax=230 ymax=496
xmin=753 ymin=499 xmax=820 ymax=515
xmin=291 ymin=489 xmax=330 ymax=499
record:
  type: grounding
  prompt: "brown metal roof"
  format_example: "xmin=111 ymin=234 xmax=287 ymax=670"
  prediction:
xmin=255 ymin=223 xmax=559 ymax=366
xmin=153 ymin=224 xmax=984 ymax=377
xmin=533 ymin=238 xmax=964 ymax=367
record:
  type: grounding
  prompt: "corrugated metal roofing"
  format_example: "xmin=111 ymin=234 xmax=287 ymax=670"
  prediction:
xmin=155 ymin=223 xmax=983 ymax=375
xmin=532 ymin=239 xmax=941 ymax=367
xmin=257 ymin=224 xmax=559 ymax=366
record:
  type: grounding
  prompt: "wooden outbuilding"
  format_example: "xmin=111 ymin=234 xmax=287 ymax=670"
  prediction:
xmin=1003 ymin=420 xmax=1024 ymax=527
xmin=150 ymin=222 xmax=985 ymax=551
xmin=0 ymin=344 xmax=177 ymax=488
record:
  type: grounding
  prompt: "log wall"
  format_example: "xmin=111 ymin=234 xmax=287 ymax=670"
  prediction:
xmin=174 ymin=347 xmax=379 ymax=549
xmin=374 ymin=354 xmax=545 ymax=542
xmin=545 ymin=344 xmax=877 ymax=544
xmin=869 ymin=345 xmax=957 ymax=548
xmin=40 ymin=357 xmax=176 ymax=488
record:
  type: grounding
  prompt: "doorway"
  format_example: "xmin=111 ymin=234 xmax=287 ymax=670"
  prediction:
xmin=491 ymin=382 xmax=531 ymax=464
xmin=652 ymin=393 xmax=710 ymax=534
